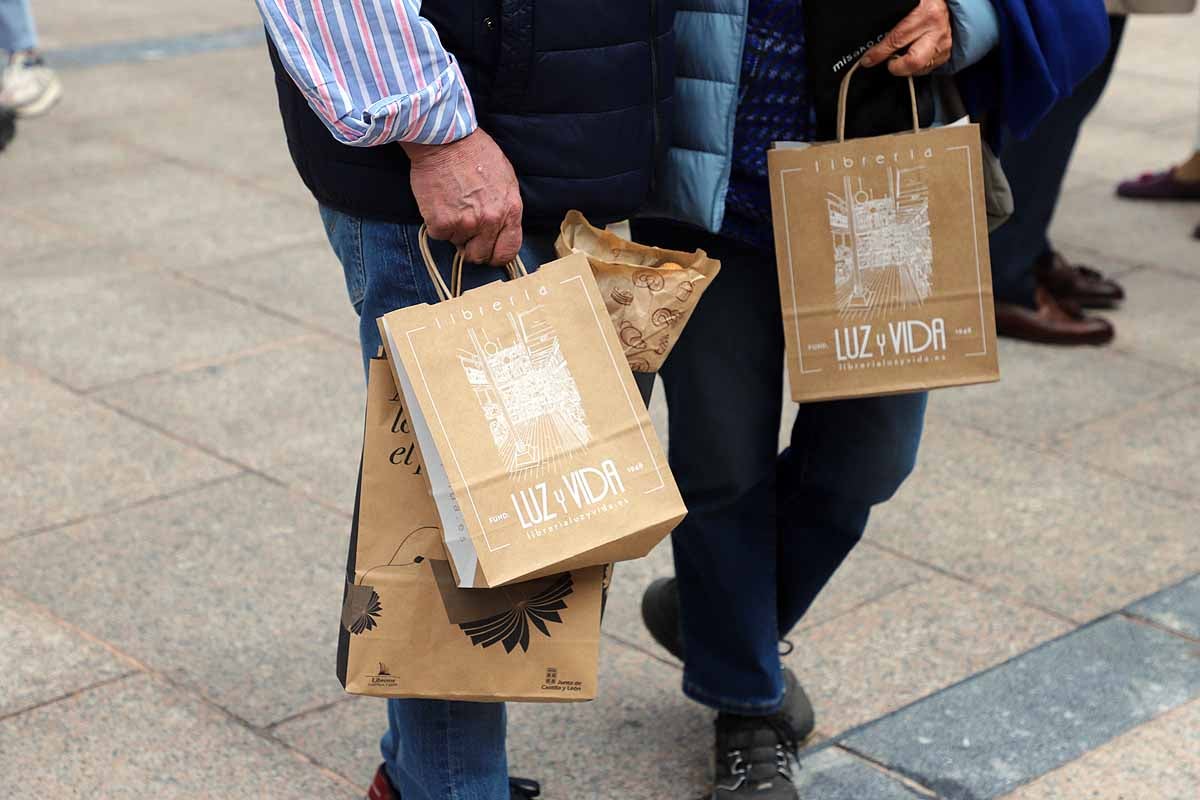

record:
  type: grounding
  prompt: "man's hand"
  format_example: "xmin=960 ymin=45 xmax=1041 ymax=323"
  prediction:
xmin=403 ymin=129 xmax=523 ymax=266
xmin=861 ymin=0 xmax=952 ymax=77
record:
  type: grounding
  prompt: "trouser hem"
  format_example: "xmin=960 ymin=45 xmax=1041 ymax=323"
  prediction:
xmin=683 ymin=677 xmax=786 ymax=717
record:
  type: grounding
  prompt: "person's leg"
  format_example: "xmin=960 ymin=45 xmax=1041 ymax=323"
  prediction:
xmin=0 ymin=0 xmax=38 ymax=54
xmin=775 ymin=393 xmax=927 ymax=634
xmin=638 ymin=219 xmax=789 ymax=715
xmin=321 ymin=205 xmax=560 ymax=799
xmin=989 ymin=15 xmax=1128 ymax=306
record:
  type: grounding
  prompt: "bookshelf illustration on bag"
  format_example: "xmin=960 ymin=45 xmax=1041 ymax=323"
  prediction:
xmin=828 ymin=165 xmax=933 ymax=318
xmin=458 ymin=309 xmax=590 ymax=477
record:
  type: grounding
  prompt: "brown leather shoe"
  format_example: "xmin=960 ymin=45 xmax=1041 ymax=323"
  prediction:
xmin=1035 ymin=251 xmax=1125 ymax=309
xmin=995 ymin=286 xmax=1115 ymax=346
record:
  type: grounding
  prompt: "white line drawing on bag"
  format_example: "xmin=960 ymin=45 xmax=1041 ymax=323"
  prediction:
xmin=827 ymin=165 xmax=932 ymax=319
xmin=458 ymin=308 xmax=590 ymax=477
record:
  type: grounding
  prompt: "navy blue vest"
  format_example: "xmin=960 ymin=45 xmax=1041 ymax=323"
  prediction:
xmin=269 ymin=1 xmax=674 ymax=230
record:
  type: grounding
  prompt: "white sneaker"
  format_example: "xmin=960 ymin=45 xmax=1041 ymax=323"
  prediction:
xmin=0 ymin=53 xmax=63 ymax=117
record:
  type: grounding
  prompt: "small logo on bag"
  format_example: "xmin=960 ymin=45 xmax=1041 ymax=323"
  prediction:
xmin=377 ymin=662 xmax=391 ymax=676
xmin=458 ymin=573 xmax=574 ymax=654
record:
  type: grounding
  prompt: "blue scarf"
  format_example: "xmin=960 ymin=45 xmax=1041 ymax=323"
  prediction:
xmin=957 ymin=0 xmax=1111 ymax=150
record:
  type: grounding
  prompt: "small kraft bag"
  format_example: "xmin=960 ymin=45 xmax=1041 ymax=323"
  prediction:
xmin=768 ymin=61 xmax=1000 ymax=403
xmin=337 ymin=355 xmax=605 ymax=702
xmin=377 ymin=229 xmax=686 ymax=589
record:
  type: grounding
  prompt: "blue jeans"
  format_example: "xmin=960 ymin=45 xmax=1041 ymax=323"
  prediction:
xmin=989 ymin=15 xmax=1126 ymax=307
xmin=632 ymin=219 xmax=927 ymax=714
xmin=321 ymin=205 xmax=561 ymax=799
xmin=0 ymin=0 xmax=37 ymax=52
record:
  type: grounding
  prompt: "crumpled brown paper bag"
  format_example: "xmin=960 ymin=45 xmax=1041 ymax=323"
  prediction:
xmin=555 ymin=210 xmax=720 ymax=372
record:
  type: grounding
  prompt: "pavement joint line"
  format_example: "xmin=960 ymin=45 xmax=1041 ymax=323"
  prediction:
xmin=857 ymin=539 xmax=1083 ymax=628
xmin=830 ymin=744 xmax=939 ymax=799
xmin=45 ymin=26 xmax=266 ymax=70
xmin=1119 ymin=609 xmax=1200 ymax=645
xmin=266 ymin=694 xmax=357 ymax=732
xmin=165 ymin=268 xmax=362 ymax=349
xmin=18 ymin=361 xmax=339 ymax=518
xmin=78 ymin=331 xmax=331 ymax=396
xmin=1 ymin=472 xmax=248 ymax=547
xmin=795 ymin=577 xmax=931 ymax=633
xmin=828 ymin=589 xmax=1200 ymax=749
xmin=1042 ymin=370 xmax=1200 ymax=443
xmin=836 ymin=612 xmax=1200 ymax=800
xmin=600 ymin=629 xmax=685 ymax=672
xmin=935 ymin=412 xmax=1200 ymax=510
xmin=0 ymin=671 xmax=142 ymax=725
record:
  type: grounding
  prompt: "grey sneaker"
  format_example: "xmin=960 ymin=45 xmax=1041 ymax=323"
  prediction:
xmin=0 ymin=53 xmax=63 ymax=117
xmin=641 ymin=576 xmax=816 ymax=740
xmin=712 ymin=709 xmax=802 ymax=799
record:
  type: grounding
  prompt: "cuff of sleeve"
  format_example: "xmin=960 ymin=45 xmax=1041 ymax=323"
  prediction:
xmin=944 ymin=0 xmax=1001 ymax=73
xmin=350 ymin=57 xmax=478 ymax=147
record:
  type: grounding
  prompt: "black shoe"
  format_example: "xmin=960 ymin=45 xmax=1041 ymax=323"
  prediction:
xmin=368 ymin=764 xmax=541 ymax=799
xmin=711 ymin=711 xmax=802 ymax=799
xmin=641 ymin=577 xmax=817 ymax=741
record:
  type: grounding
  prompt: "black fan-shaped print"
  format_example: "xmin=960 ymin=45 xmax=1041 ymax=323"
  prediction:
xmin=343 ymin=583 xmax=383 ymax=634
xmin=458 ymin=574 xmax=574 ymax=654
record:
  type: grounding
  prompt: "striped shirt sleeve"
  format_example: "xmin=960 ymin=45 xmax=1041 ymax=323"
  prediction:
xmin=255 ymin=0 xmax=477 ymax=147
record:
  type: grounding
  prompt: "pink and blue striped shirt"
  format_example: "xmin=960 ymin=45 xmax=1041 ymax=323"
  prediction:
xmin=255 ymin=0 xmax=477 ymax=147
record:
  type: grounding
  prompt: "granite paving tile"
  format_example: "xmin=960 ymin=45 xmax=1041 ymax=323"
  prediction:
xmin=0 ymin=359 xmax=237 ymax=537
xmin=0 ymin=267 xmax=310 ymax=391
xmin=0 ymin=674 xmax=356 ymax=799
xmin=0 ymin=589 xmax=131 ymax=718
xmin=869 ymin=420 xmax=1200 ymax=621
xmin=793 ymin=748 xmax=925 ymax=799
xmin=272 ymin=697 xmax=386 ymax=790
xmin=1086 ymin=66 xmax=1199 ymax=131
xmin=923 ymin=337 xmax=1188 ymax=444
xmin=96 ymin=336 xmax=364 ymax=510
xmin=1063 ymin=117 xmax=1197 ymax=186
xmin=115 ymin=197 xmax=328 ymax=273
xmin=1054 ymin=384 xmax=1200 ymax=500
xmin=1102 ymin=268 xmax=1200 ymax=372
xmin=37 ymin=0 xmax=259 ymax=50
xmin=176 ymin=242 xmax=359 ymax=340
xmin=1049 ymin=185 xmax=1200 ymax=282
xmin=0 ymin=116 xmax=164 ymax=190
xmin=841 ymin=617 xmax=1200 ymax=800
xmin=783 ymin=576 xmax=1071 ymax=737
xmin=1002 ymin=700 xmax=1200 ymax=800
xmin=1114 ymin=13 xmax=1200 ymax=82
xmin=0 ymin=475 xmax=351 ymax=728
xmin=1128 ymin=575 xmax=1200 ymax=640
xmin=507 ymin=640 xmax=711 ymax=800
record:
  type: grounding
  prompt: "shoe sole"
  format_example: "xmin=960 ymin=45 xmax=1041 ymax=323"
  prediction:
xmin=14 ymin=76 xmax=62 ymax=117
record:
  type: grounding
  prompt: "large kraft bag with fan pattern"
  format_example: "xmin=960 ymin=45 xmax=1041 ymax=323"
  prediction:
xmin=337 ymin=355 xmax=605 ymax=702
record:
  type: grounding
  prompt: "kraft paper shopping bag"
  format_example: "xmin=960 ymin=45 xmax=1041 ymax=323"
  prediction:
xmin=337 ymin=356 xmax=604 ymax=701
xmin=768 ymin=61 xmax=1000 ymax=403
xmin=377 ymin=230 xmax=686 ymax=588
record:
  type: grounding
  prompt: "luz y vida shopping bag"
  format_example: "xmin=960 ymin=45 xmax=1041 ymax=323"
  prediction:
xmin=768 ymin=61 xmax=1000 ymax=403
xmin=337 ymin=355 xmax=605 ymax=701
xmin=378 ymin=229 xmax=687 ymax=589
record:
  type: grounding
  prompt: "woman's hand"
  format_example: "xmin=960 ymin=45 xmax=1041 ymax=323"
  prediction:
xmin=860 ymin=0 xmax=953 ymax=77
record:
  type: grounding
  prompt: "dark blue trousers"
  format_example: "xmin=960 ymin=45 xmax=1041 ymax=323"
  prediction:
xmin=989 ymin=15 xmax=1127 ymax=307
xmin=635 ymin=220 xmax=928 ymax=714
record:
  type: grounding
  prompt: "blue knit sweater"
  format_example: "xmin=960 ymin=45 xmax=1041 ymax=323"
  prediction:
xmin=720 ymin=0 xmax=816 ymax=252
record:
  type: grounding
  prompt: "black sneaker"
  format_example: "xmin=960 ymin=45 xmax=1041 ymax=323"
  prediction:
xmin=367 ymin=764 xmax=541 ymax=799
xmin=641 ymin=577 xmax=817 ymax=740
xmin=711 ymin=711 xmax=802 ymax=799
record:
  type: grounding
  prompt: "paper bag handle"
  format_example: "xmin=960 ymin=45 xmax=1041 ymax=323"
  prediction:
xmin=836 ymin=59 xmax=920 ymax=143
xmin=417 ymin=225 xmax=529 ymax=303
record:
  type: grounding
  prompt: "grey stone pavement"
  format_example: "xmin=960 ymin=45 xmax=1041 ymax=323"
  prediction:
xmin=2 ymin=4 xmax=1199 ymax=799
